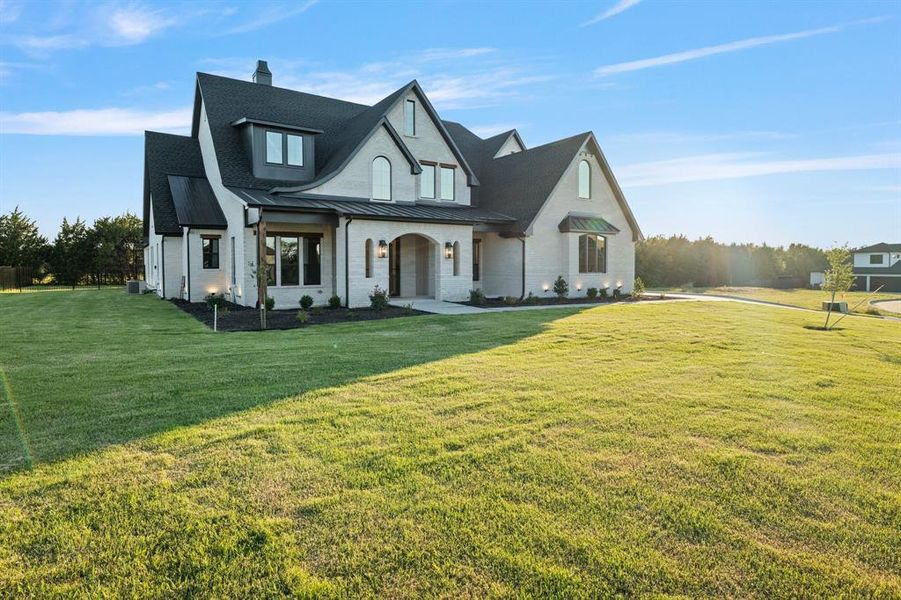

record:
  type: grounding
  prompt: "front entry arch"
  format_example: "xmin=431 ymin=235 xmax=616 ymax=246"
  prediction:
xmin=388 ymin=233 xmax=438 ymax=298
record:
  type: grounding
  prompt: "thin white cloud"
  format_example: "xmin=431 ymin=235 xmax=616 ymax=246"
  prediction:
xmin=0 ymin=0 xmax=23 ymax=23
xmin=221 ymin=0 xmax=318 ymax=34
xmin=606 ymin=130 xmax=791 ymax=145
xmin=468 ymin=123 xmax=522 ymax=138
xmin=201 ymin=51 xmax=553 ymax=109
xmin=617 ymin=152 xmax=901 ymax=187
xmin=107 ymin=5 xmax=175 ymax=45
xmin=416 ymin=47 xmax=496 ymax=62
xmin=594 ymin=18 xmax=888 ymax=76
xmin=581 ymin=0 xmax=642 ymax=27
xmin=0 ymin=107 xmax=192 ymax=136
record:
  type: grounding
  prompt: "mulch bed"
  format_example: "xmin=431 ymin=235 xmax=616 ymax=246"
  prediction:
xmin=170 ymin=299 xmax=427 ymax=332
xmin=459 ymin=294 xmax=679 ymax=309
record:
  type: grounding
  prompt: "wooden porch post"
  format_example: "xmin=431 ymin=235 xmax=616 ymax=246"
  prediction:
xmin=257 ymin=219 xmax=267 ymax=307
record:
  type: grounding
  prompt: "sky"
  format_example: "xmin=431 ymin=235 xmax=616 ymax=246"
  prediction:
xmin=0 ymin=0 xmax=899 ymax=248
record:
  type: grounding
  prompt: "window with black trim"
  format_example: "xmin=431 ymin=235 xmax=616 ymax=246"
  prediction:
xmin=202 ymin=236 xmax=220 ymax=269
xmin=265 ymin=131 xmax=304 ymax=166
xmin=365 ymin=239 xmax=373 ymax=278
xmin=404 ymin=99 xmax=416 ymax=136
xmin=578 ymin=234 xmax=606 ymax=273
xmin=304 ymin=237 xmax=321 ymax=285
xmin=870 ymin=254 xmax=884 ymax=264
xmin=372 ymin=156 xmax=391 ymax=200
xmin=440 ymin=166 xmax=454 ymax=201
xmin=578 ymin=160 xmax=591 ymax=199
xmin=420 ymin=164 xmax=435 ymax=198
xmin=280 ymin=237 xmax=299 ymax=286
xmin=472 ymin=239 xmax=481 ymax=281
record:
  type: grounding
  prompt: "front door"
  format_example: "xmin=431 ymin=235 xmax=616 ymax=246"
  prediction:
xmin=389 ymin=238 xmax=401 ymax=296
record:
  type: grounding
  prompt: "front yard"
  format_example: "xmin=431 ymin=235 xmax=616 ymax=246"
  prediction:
xmin=1 ymin=291 xmax=899 ymax=597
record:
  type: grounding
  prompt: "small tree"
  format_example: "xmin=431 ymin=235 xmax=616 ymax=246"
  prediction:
xmin=552 ymin=275 xmax=568 ymax=299
xmin=632 ymin=277 xmax=645 ymax=300
xmin=822 ymin=246 xmax=854 ymax=330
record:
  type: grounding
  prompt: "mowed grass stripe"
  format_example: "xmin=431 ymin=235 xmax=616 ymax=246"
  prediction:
xmin=1 ymin=291 xmax=899 ymax=597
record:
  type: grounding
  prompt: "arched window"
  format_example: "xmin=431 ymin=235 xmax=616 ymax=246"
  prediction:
xmin=453 ymin=241 xmax=461 ymax=276
xmin=372 ymin=156 xmax=391 ymax=201
xmin=365 ymin=238 xmax=373 ymax=278
xmin=578 ymin=159 xmax=590 ymax=199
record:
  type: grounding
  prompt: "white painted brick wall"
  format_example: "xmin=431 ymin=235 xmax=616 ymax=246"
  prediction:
xmin=385 ymin=91 xmax=471 ymax=205
xmin=305 ymin=127 xmax=417 ymax=201
xmin=525 ymin=146 xmax=635 ymax=297
xmin=344 ymin=219 xmax=472 ymax=307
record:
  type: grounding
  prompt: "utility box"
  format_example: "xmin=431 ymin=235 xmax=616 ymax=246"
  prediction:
xmin=821 ymin=301 xmax=848 ymax=313
xmin=126 ymin=280 xmax=147 ymax=295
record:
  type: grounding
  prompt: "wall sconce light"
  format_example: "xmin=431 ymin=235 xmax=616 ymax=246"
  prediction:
xmin=576 ymin=283 xmax=582 ymax=291
xmin=616 ymin=281 xmax=623 ymax=289
xmin=542 ymin=284 xmax=550 ymax=292
xmin=445 ymin=242 xmax=454 ymax=259
xmin=377 ymin=240 xmax=388 ymax=258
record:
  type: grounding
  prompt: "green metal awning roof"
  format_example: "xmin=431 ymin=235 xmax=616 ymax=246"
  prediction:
xmin=558 ymin=214 xmax=620 ymax=235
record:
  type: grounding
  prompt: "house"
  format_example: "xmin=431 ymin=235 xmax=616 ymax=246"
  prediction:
xmin=851 ymin=243 xmax=901 ymax=292
xmin=143 ymin=61 xmax=642 ymax=309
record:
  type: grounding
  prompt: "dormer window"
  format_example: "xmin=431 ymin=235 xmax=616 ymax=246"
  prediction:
xmin=870 ymin=254 xmax=884 ymax=265
xmin=266 ymin=131 xmax=304 ymax=167
xmin=266 ymin=131 xmax=282 ymax=164
xmin=404 ymin=99 xmax=416 ymax=136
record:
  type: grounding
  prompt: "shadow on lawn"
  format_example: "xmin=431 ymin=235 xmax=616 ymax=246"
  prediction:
xmin=0 ymin=290 xmax=580 ymax=474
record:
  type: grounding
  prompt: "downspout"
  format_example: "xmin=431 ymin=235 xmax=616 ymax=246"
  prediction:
xmin=256 ymin=208 xmax=263 ymax=309
xmin=161 ymin=236 xmax=165 ymax=298
xmin=519 ymin=236 xmax=526 ymax=300
xmin=344 ymin=214 xmax=354 ymax=308
xmin=185 ymin=227 xmax=191 ymax=302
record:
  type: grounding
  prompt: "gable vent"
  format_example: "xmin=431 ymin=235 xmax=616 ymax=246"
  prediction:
xmin=252 ymin=60 xmax=272 ymax=86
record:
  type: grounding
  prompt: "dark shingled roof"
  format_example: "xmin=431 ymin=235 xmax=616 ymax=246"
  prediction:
xmin=231 ymin=188 xmax=515 ymax=225
xmin=476 ymin=132 xmax=590 ymax=233
xmin=144 ymin=132 xmax=208 ymax=236
xmin=853 ymin=242 xmax=901 ymax=253
xmin=168 ymin=176 xmax=227 ymax=229
xmin=194 ymin=72 xmax=368 ymax=190
xmin=853 ymin=262 xmax=901 ymax=275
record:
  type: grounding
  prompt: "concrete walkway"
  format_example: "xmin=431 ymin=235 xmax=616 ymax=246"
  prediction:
xmin=873 ymin=299 xmax=901 ymax=315
xmin=392 ymin=293 xmax=901 ymax=322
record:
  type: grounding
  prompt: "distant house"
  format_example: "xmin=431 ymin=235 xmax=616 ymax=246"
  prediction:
xmin=851 ymin=243 xmax=901 ymax=292
xmin=142 ymin=60 xmax=642 ymax=308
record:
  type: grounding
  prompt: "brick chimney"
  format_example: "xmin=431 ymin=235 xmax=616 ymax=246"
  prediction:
xmin=252 ymin=60 xmax=272 ymax=86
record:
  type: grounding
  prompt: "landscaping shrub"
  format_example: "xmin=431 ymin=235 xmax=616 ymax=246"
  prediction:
xmin=299 ymin=295 xmax=314 ymax=310
xmin=600 ymin=288 xmax=609 ymax=299
xmin=205 ymin=293 xmax=227 ymax=310
xmin=296 ymin=310 xmax=309 ymax=323
xmin=328 ymin=295 xmax=342 ymax=309
xmin=553 ymin=276 xmax=569 ymax=299
xmin=632 ymin=277 xmax=645 ymax=300
xmin=586 ymin=287 xmax=598 ymax=299
xmin=264 ymin=296 xmax=275 ymax=311
xmin=613 ymin=288 xmax=621 ymax=300
xmin=369 ymin=285 xmax=389 ymax=311
xmin=503 ymin=296 xmax=519 ymax=306
xmin=402 ymin=303 xmax=415 ymax=315
xmin=469 ymin=289 xmax=486 ymax=305
xmin=524 ymin=292 xmax=540 ymax=305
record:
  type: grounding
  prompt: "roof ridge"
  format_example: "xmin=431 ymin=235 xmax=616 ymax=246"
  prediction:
xmin=196 ymin=71 xmax=371 ymax=109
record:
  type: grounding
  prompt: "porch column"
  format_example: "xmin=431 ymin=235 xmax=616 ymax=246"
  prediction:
xmin=257 ymin=220 xmax=267 ymax=306
xmin=334 ymin=216 xmax=348 ymax=304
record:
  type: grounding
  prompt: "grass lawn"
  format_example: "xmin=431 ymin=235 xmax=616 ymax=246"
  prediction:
xmin=1 ymin=291 xmax=899 ymax=597
xmin=654 ymin=286 xmax=901 ymax=316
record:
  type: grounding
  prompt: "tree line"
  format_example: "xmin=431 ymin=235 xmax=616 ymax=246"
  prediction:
xmin=0 ymin=206 xmax=143 ymax=287
xmin=636 ymin=235 xmax=828 ymax=288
